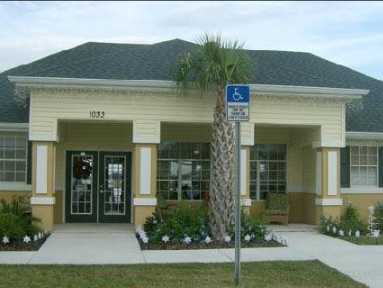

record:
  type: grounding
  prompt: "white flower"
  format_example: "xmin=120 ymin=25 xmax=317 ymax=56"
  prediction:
xmin=23 ymin=236 xmax=31 ymax=243
xmin=372 ymin=230 xmax=380 ymax=238
xmin=264 ymin=233 xmax=272 ymax=242
xmin=355 ymin=230 xmax=360 ymax=238
xmin=153 ymin=219 xmax=158 ymax=224
xmin=251 ymin=233 xmax=255 ymax=240
xmin=224 ymin=235 xmax=231 ymax=243
xmin=2 ymin=236 xmax=9 ymax=244
xmin=348 ymin=230 xmax=352 ymax=237
xmin=244 ymin=234 xmax=251 ymax=242
xmin=142 ymin=236 xmax=149 ymax=244
xmin=33 ymin=235 xmax=39 ymax=242
xmin=39 ymin=232 xmax=43 ymax=239
xmin=162 ymin=235 xmax=170 ymax=243
xmin=184 ymin=236 xmax=192 ymax=245
xmin=326 ymin=225 xmax=330 ymax=232
xmin=339 ymin=230 xmax=344 ymax=237
xmin=205 ymin=236 xmax=212 ymax=244
xmin=332 ymin=226 xmax=337 ymax=234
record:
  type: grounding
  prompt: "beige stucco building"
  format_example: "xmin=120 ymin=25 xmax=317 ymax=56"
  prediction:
xmin=1 ymin=39 xmax=382 ymax=231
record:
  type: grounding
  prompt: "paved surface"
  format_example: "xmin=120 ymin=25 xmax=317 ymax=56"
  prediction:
xmin=0 ymin=224 xmax=382 ymax=287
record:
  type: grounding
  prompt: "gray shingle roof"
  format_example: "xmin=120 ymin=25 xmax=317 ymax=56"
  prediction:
xmin=1 ymin=39 xmax=382 ymax=132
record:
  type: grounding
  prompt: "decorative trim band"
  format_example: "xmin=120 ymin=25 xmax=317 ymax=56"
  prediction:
xmin=315 ymin=198 xmax=343 ymax=206
xmin=241 ymin=198 xmax=252 ymax=207
xmin=133 ymin=197 xmax=157 ymax=206
xmin=31 ymin=196 xmax=55 ymax=205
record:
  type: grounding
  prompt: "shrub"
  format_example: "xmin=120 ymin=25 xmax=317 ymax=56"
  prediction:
xmin=144 ymin=202 xmax=209 ymax=244
xmin=0 ymin=197 xmax=40 ymax=240
xmin=237 ymin=211 xmax=267 ymax=240
xmin=339 ymin=205 xmax=367 ymax=234
xmin=374 ymin=202 xmax=383 ymax=231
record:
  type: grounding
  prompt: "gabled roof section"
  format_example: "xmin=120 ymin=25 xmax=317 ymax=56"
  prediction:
xmin=1 ymin=38 xmax=383 ymax=132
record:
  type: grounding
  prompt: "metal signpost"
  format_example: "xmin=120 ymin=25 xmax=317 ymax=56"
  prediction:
xmin=225 ymin=84 xmax=250 ymax=286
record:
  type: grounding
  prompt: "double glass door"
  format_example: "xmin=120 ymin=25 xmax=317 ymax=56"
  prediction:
xmin=65 ymin=151 xmax=131 ymax=223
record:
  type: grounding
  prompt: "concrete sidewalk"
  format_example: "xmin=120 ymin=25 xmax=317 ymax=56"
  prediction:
xmin=0 ymin=224 xmax=382 ymax=287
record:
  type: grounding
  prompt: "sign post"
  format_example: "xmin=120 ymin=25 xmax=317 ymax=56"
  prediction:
xmin=225 ymin=84 xmax=250 ymax=286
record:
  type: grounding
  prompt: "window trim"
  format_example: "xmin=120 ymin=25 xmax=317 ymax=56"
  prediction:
xmin=249 ymin=144 xmax=287 ymax=201
xmin=349 ymin=144 xmax=379 ymax=187
xmin=0 ymin=134 xmax=28 ymax=184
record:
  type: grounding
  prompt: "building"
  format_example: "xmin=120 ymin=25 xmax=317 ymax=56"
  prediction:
xmin=0 ymin=39 xmax=382 ymax=231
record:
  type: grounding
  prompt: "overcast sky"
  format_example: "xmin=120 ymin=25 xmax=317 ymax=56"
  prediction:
xmin=1 ymin=1 xmax=383 ymax=80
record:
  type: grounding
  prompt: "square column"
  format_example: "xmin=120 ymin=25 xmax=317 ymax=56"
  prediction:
xmin=132 ymin=144 xmax=158 ymax=225
xmin=31 ymin=141 xmax=56 ymax=231
xmin=315 ymin=147 xmax=343 ymax=223
xmin=240 ymin=146 xmax=252 ymax=212
xmin=132 ymin=119 xmax=161 ymax=225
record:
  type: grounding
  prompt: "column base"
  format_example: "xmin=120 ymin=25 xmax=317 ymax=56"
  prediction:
xmin=315 ymin=205 xmax=342 ymax=224
xmin=32 ymin=205 xmax=54 ymax=231
xmin=134 ymin=206 xmax=156 ymax=225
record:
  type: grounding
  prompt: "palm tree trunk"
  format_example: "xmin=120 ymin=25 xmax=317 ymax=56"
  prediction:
xmin=209 ymin=87 xmax=235 ymax=240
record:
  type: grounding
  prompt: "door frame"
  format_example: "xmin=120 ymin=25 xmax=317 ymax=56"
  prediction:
xmin=64 ymin=150 xmax=132 ymax=223
xmin=65 ymin=151 xmax=98 ymax=223
xmin=98 ymin=151 xmax=131 ymax=223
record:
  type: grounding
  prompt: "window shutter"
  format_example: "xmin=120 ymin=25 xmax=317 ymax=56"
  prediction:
xmin=340 ymin=146 xmax=350 ymax=188
xmin=379 ymin=147 xmax=383 ymax=187
xmin=26 ymin=141 xmax=32 ymax=184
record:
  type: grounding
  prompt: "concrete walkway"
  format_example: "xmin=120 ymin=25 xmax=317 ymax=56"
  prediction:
xmin=0 ymin=224 xmax=382 ymax=287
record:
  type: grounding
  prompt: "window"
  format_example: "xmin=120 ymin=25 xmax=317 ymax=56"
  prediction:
xmin=0 ymin=135 xmax=27 ymax=182
xmin=250 ymin=144 xmax=287 ymax=200
xmin=157 ymin=142 xmax=210 ymax=200
xmin=350 ymin=145 xmax=378 ymax=186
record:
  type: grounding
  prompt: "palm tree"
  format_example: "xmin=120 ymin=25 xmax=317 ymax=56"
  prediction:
xmin=175 ymin=35 xmax=250 ymax=239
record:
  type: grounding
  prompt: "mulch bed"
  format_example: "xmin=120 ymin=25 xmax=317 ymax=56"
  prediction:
xmin=0 ymin=234 xmax=50 ymax=251
xmin=137 ymin=235 xmax=283 ymax=250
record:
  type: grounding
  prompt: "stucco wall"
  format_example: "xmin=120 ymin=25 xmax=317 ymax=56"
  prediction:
xmin=342 ymin=193 xmax=383 ymax=223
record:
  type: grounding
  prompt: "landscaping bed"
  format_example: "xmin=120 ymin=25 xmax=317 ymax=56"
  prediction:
xmin=0 ymin=233 xmax=49 ymax=251
xmin=0 ymin=261 xmax=366 ymax=287
xmin=137 ymin=202 xmax=287 ymax=250
xmin=0 ymin=196 xmax=47 ymax=251
xmin=337 ymin=235 xmax=383 ymax=245
xmin=137 ymin=237 xmax=282 ymax=250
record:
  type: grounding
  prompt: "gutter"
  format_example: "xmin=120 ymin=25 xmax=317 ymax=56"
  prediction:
xmin=346 ymin=131 xmax=383 ymax=141
xmin=0 ymin=122 xmax=28 ymax=132
xmin=8 ymin=76 xmax=369 ymax=100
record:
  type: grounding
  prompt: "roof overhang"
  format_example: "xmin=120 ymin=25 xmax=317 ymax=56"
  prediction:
xmin=346 ymin=131 xmax=383 ymax=141
xmin=8 ymin=76 xmax=369 ymax=101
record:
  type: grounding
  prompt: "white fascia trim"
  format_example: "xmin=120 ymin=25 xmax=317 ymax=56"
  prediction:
xmin=241 ymin=198 xmax=252 ymax=207
xmin=31 ymin=196 xmax=55 ymax=205
xmin=315 ymin=198 xmax=343 ymax=206
xmin=346 ymin=132 xmax=383 ymax=141
xmin=0 ymin=182 xmax=31 ymax=192
xmin=8 ymin=76 xmax=368 ymax=100
xmin=0 ymin=122 xmax=28 ymax=132
xmin=133 ymin=197 xmax=157 ymax=206
xmin=341 ymin=186 xmax=383 ymax=194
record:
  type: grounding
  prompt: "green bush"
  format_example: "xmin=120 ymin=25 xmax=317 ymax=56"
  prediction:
xmin=0 ymin=197 xmax=40 ymax=240
xmin=374 ymin=202 xmax=383 ymax=231
xmin=319 ymin=205 xmax=367 ymax=237
xmin=230 ymin=211 xmax=267 ymax=240
xmin=144 ymin=202 xmax=209 ymax=243
xmin=339 ymin=205 xmax=367 ymax=234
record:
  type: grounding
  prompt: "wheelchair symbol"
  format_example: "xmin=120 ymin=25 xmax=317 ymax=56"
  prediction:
xmin=232 ymin=88 xmax=244 ymax=101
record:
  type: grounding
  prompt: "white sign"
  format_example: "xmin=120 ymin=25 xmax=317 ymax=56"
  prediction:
xmin=226 ymin=85 xmax=250 ymax=122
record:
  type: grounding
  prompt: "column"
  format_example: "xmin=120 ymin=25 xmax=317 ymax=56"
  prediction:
xmin=132 ymin=120 xmax=160 ymax=226
xmin=240 ymin=123 xmax=254 ymax=212
xmin=315 ymin=147 xmax=343 ymax=223
xmin=31 ymin=141 xmax=56 ymax=231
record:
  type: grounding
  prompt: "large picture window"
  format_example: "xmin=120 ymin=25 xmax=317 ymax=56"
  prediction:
xmin=0 ymin=135 xmax=27 ymax=182
xmin=250 ymin=144 xmax=287 ymax=200
xmin=350 ymin=146 xmax=378 ymax=186
xmin=157 ymin=142 xmax=210 ymax=200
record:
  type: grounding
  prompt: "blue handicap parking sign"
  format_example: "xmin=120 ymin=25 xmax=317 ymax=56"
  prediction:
xmin=226 ymin=85 xmax=250 ymax=121
xmin=226 ymin=85 xmax=250 ymax=103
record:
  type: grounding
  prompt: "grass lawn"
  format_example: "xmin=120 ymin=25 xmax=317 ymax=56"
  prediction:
xmin=340 ymin=235 xmax=383 ymax=245
xmin=0 ymin=260 xmax=366 ymax=288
